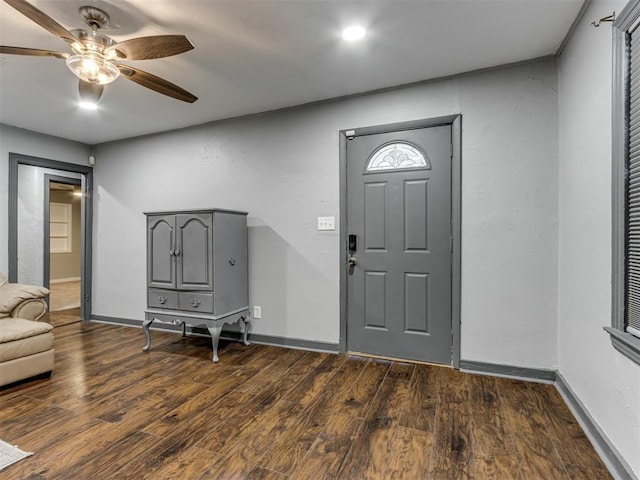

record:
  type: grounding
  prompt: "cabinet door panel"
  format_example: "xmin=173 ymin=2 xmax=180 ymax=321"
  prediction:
xmin=148 ymin=215 xmax=176 ymax=288
xmin=177 ymin=213 xmax=213 ymax=290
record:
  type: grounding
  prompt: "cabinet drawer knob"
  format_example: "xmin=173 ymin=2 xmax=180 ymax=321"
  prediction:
xmin=229 ymin=258 xmax=236 ymax=266
xmin=190 ymin=298 xmax=201 ymax=307
xmin=158 ymin=296 xmax=167 ymax=305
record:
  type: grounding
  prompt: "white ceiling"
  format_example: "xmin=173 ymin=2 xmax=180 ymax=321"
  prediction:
xmin=0 ymin=0 xmax=585 ymax=145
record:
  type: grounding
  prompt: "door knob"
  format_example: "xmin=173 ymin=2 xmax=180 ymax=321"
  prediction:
xmin=348 ymin=256 xmax=358 ymax=266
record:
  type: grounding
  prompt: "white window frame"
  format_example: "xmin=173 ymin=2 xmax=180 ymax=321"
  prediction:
xmin=609 ymin=0 xmax=640 ymax=366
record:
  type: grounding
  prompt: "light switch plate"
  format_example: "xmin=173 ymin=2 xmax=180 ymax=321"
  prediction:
xmin=317 ymin=216 xmax=335 ymax=231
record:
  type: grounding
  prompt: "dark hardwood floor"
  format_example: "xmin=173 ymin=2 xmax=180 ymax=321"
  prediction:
xmin=0 ymin=321 xmax=611 ymax=479
xmin=41 ymin=307 xmax=81 ymax=328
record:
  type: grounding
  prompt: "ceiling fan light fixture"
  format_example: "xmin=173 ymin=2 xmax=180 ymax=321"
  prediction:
xmin=3 ymin=0 xmax=197 ymax=103
xmin=66 ymin=52 xmax=119 ymax=85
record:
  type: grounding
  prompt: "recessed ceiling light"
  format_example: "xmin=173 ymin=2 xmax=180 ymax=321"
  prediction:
xmin=342 ymin=25 xmax=366 ymax=41
xmin=79 ymin=101 xmax=98 ymax=111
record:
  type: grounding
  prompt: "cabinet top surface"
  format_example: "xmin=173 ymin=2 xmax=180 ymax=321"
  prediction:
xmin=144 ymin=208 xmax=248 ymax=216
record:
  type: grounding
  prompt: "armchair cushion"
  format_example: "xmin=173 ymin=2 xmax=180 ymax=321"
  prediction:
xmin=0 ymin=318 xmax=54 ymax=362
xmin=0 ymin=317 xmax=54 ymax=386
xmin=0 ymin=317 xmax=53 ymax=343
xmin=0 ymin=282 xmax=49 ymax=315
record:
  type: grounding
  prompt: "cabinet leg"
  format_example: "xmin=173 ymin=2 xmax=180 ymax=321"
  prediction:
xmin=181 ymin=321 xmax=187 ymax=337
xmin=241 ymin=316 xmax=251 ymax=346
xmin=208 ymin=325 xmax=223 ymax=363
xmin=142 ymin=318 xmax=154 ymax=352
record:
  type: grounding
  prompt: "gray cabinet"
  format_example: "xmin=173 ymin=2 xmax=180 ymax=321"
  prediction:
xmin=143 ymin=209 xmax=250 ymax=362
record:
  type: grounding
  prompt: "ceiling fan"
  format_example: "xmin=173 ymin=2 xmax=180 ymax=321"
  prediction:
xmin=0 ymin=0 xmax=198 ymax=104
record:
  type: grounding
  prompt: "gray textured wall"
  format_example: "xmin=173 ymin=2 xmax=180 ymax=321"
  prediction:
xmin=0 ymin=123 xmax=90 ymax=279
xmin=557 ymin=0 xmax=640 ymax=475
xmin=94 ymin=58 xmax=560 ymax=368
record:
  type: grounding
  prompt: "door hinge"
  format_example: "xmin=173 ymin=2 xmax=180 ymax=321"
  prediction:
xmin=450 ymin=237 xmax=453 ymax=252
xmin=450 ymin=143 xmax=453 ymax=158
xmin=346 ymin=130 xmax=356 ymax=140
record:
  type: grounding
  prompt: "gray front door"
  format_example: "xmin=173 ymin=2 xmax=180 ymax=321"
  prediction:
xmin=346 ymin=124 xmax=453 ymax=364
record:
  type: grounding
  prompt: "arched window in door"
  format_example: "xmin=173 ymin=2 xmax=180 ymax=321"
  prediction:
xmin=365 ymin=141 xmax=431 ymax=172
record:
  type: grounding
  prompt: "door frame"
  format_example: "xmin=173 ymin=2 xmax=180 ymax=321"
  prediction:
xmin=8 ymin=152 xmax=94 ymax=320
xmin=339 ymin=115 xmax=462 ymax=367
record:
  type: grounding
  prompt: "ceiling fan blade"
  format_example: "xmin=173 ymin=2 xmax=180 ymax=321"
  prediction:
xmin=118 ymin=65 xmax=197 ymax=103
xmin=4 ymin=0 xmax=75 ymax=44
xmin=1 ymin=45 xmax=67 ymax=59
xmin=107 ymin=35 xmax=194 ymax=60
xmin=79 ymin=80 xmax=104 ymax=104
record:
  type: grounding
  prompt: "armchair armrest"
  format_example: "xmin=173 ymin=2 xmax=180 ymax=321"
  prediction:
xmin=10 ymin=298 xmax=48 ymax=321
xmin=0 ymin=282 xmax=49 ymax=318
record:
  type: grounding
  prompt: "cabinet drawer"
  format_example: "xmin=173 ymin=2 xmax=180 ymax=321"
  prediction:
xmin=148 ymin=289 xmax=179 ymax=310
xmin=179 ymin=292 xmax=214 ymax=313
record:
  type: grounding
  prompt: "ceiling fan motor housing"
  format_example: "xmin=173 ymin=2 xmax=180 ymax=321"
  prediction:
xmin=70 ymin=29 xmax=117 ymax=54
xmin=79 ymin=5 xmax=110 ymax=30
xmin=67 ymin=29 xmax=120 ymax=85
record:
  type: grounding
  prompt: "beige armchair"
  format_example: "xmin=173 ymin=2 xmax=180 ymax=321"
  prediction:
xmin=0 ymin=273 xmax=54 ymax=387
xmin=0 ymin=273 xmax=49 ymax=321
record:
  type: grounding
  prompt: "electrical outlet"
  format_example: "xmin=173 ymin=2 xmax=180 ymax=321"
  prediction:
xmin=253 ymin=306 xmax=262 ymax=319
xmin=317 ymin=216 xmax=335 ymax=231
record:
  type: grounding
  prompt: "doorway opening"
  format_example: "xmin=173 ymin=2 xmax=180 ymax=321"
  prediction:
xmin=46 ymin=179 xmax=82 ymax=316
xmin=8 ymin=153 xmax=93 ymax=322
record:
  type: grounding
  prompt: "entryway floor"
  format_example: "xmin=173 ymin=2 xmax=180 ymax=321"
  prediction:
xmin=49 ymin=280 xmax=80 ymax=312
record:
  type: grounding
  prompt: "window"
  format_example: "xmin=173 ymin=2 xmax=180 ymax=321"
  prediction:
xmin=610 ymin=1 xmax=640 ymax=365
xmin=50 ymin=202 xmax=72 ymax=253
xmin=365 ymin=142 xmax=430 ymax=172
